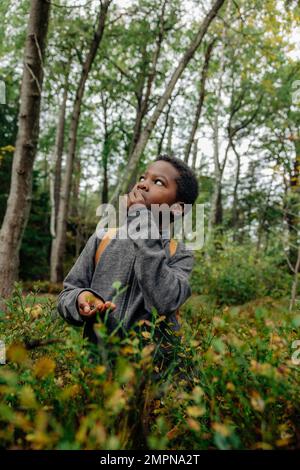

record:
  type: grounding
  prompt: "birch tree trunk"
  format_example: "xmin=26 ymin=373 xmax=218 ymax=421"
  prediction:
xmin=208 ymin=108 xmax=223 ymax=236
xmin=228 ymin=91 xmax=262 ymax=236
xmin=50 ymin=0 xmax=111 ymax=283
xmin=125 ymin=0 xmax=168 ymax=193
xmin=256 ymin=175 xmax=275 ymax=252
xmin=191 ymin=138 xmax=198 ymax=171
xmin=0 ymin=0 xmax=51 ymax=298
xmin=49 ymin=81 xmax=68 ymax=240
xmin=110 ymin=0 xmax=226 ymax=205
xmin=100 ymin=92 xmax=112 ymax=204
xmin=207 ymin=45 xmax=226 ymax=243
xmin=246 ymin=161 xmax=257 ymax=237
xmin=157 ymin=89 xmax=180 ymax=156
xmin=231 ymin=141 xmax=241 ymax=237
xmin=290 ymin=245 xmax=300 ymax=311
xmin=166 ymin=115 xmax=174 ymax=155
xmin=184 ymin=39 xmax=215 ymax=163
xmin=207 ymin=4 xmax=232 ymax=243
xmin=102 ymin=149 xmax=109 ymax=204
xmin=286 ymin=134 xmax=300 ymax=266
xmin=157 ymin=102 xmax=172 ymax=156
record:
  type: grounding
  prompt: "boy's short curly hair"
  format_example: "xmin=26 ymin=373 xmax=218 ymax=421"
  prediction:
xmin=154 ymin=154 xmax=199 ymax=206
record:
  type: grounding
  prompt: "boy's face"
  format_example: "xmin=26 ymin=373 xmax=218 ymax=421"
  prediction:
xmin=132 ymin=160 xmax=183 ymax=213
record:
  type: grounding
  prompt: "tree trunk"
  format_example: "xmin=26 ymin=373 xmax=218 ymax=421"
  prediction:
xmin=70 ymin=157 xmax=81 ymax=220
xmin=184 ymin=39 xmax=215 ymax=163
xmin=191 ymin=138 xmax=198 ymax=172
xmin=125 ymin=1 xmax=168 ymax=193
xmin=246 ymin=161 xmax=257 ymax=238
xmin=285 ymin=135 xmax=300 ymax=266
xmin=0 ymin=0 xmax=51 ymax=298
xmin=231 ymin=140 xmax=241 ymax=238
xmin=50 ymin=0 xmax=111 ymax=283
xmin=101 ymin=134 xmax=110 ymax=204
xmin=73 ymin=158 xmax=82 ymax=259
xmin=207 ymin=16 xmax=232 ymax=244
xmin=99 ymin=92 xmax=110 ymax=204
xmin=166 ymin=115 xmax=174 ymax=155
xmin=256 ymin=175 xmax=274 ymax=252
xmin=290 ymin=245 xmax=300 ymax=311
xmin=50 ymin=81 xmax=68 ymax=239
xmin=43 ymin=151 xmax=48 ymax=193
xmin=102 ymin=154 xmax=109 ymax=204
xmin=110 ymin=0 xmax=226 ymax=205
xmin=207 ymin=79 xmax=224 ymax=240
xmin=157 ymin=101 xmax=172 ymax=156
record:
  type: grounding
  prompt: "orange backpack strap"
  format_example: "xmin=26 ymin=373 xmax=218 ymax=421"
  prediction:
xmin=94 ymin=227 xmax=117 ymax=265
xmin=96 ymin=233 xmax=178 ymax=264
xmin=169 ymin=238 xmax=178 ymax=258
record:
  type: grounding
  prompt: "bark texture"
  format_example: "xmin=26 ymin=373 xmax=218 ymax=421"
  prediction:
xmin=0 ymin=0 xmax=51 ymax=298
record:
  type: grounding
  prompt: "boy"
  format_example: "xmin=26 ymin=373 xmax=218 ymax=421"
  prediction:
xmin=57 ymin=155 xmax=199 ymax=367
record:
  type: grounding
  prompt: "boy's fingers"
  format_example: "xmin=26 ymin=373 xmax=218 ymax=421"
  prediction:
xmin=79 ymin=300 xmax=100 ymax=315
xmin=104 ymin=301 xmax=116 ymax=310
xmin=94 ymin=301 xmax=105 ymax=313
xmin=79 ymin=301 xmax=90 ymax=312
xmin=134 ymin=189 xmax=146 ymax=204
xmin=133 ymin=189 xmax=140 ymax=201
xmin=128 ymin=192 xmax=135 ymax=206
xmin=95 ymin=301 xmax=116 ymax=313
xmin=79 ymin=304 xmax=93 ymax=316
xmin=78 ymin=294 xmax=116 ymax=317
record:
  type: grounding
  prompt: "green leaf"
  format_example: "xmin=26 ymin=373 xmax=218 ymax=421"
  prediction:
xmin=292 ymin=315 xmax=300 ymax=328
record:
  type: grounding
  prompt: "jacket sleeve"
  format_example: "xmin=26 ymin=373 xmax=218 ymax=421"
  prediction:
xmin=127 ymin=205 xmax=194 ymax=317
xmin=56 ymin=231 xmax=105 ymax=327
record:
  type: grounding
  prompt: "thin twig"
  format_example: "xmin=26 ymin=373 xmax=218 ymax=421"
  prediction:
xmin=32 ymin=33 xmax=43 ymax=66
xmin=25 ymin=63 xmax=42 ymax=95
xmin=24 ymin=338 xmax=64 ymax=350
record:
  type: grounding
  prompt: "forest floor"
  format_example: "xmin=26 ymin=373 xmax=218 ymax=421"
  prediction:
xmin=1 ymin=289 xmax=300 ymax=450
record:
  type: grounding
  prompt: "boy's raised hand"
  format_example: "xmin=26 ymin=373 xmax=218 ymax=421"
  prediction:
xmin=125 ymin=188 xmax=146 ymax=209
xmin=77 ymin=291 xmax=116 ymax=318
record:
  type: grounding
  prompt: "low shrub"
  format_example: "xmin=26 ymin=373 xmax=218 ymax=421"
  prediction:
xmin=191 ymin=243 xmax=291 ymax=306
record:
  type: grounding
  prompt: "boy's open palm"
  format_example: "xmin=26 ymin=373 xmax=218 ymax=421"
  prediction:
xmin=77 ymin=291 xmax=116 ymax=318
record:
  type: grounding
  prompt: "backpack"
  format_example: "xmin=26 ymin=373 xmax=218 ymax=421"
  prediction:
xmin=94 ymin=227 xmax=181 ymax=324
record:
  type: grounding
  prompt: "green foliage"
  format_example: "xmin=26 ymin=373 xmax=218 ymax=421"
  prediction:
xmin=191 ymin=242 xmax=291 ymax=306
xmin=0 ymin=284 xmax=299 ymax=450
xmin=1 ymin=0 xmax=300 ymax=449
xmin=0 ymin=97 xmax=18 ymax=225
xmin=0 ymin=146 xmax=14 ymax=226
xmin=22 ymin=281 xmax=62 ymax=295
xmin=19 ymin=171 xmax=51 ymax=281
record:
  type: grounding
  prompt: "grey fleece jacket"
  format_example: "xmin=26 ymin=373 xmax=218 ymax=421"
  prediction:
xmin=57 ymin=205 xmax=194 ymax=344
